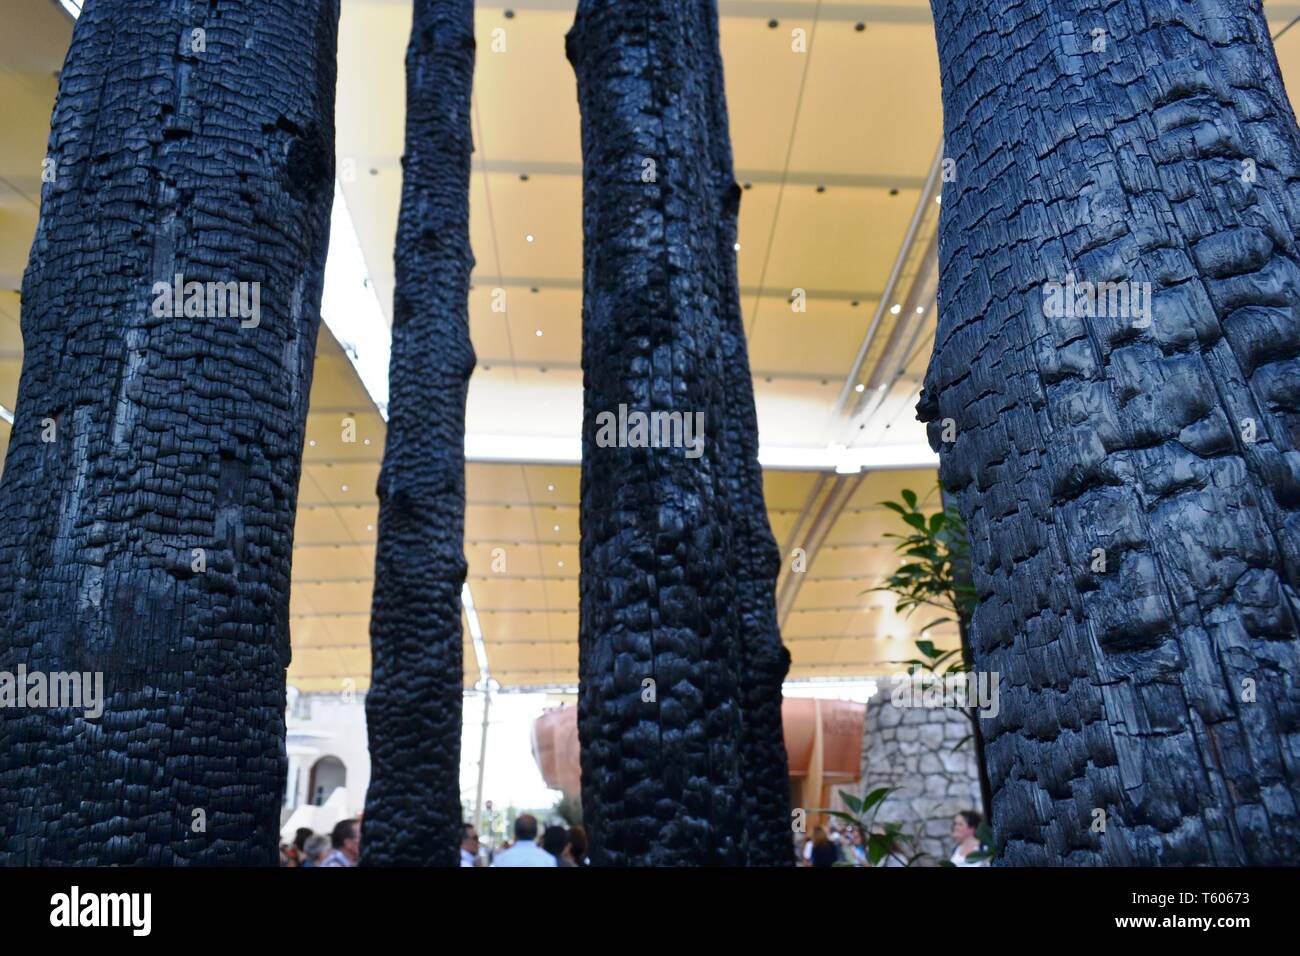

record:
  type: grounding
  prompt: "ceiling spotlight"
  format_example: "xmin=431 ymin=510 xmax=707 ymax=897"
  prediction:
xmin=553 ymin=525 xmax=560 ymax=532
xmin=877 ymin=384 xmax=887 ymax=392
xmin=936 ymin=195 xmax=942 ymax=204
xmin=855 ymin=384 xmax=865 ymax=393
xmin=366 ymin=524 xmax=374 ymax=532
xmin=890 ymin=303 xmax=902 ymax=315
xmin=341 ymin=484 xmax=349 ymax=492
xmin=535 ymin=329 xmax=544 ymax=337
xmin=557 ymin=560 xmax=565 ymax=568
xmin=547 ymin=484 xmax=555 ymax=492
xmin=734 ymin=242 xmax=741 ymax=252
xmin=308 ymin=440 xmax=317 ymax=447
xmin=525 ymin=233 xmax=535 ymax=243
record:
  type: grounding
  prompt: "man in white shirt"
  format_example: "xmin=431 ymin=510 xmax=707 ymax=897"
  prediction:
xmin=490 ymin=815 xmax=556 ymax=867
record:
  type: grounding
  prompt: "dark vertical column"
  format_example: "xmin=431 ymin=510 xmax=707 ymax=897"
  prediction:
xmin=922 ymin=0 xmax=1300 ymax=864
xmin=363 ymin=0 xmax=477 ymax=867
xmin=0 ymin=0 xmax=340 ymax=864
xmin=567 ymin=0 xmax=749 ymax=866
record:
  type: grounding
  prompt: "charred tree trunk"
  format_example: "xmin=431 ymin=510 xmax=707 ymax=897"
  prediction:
xmin=567 ymin=0 xmax=753 ymax=866
xmin=921 ymin=0 xmax=1300 ymax=864
xmin=700 ymin=4 xmax=793 ymax=867
xmin=0 ymin=0 xmax=339 ymax=864
xmin=941 ymin=488 xmax=994 ymax=826
xmin=362 ymin=0 xmax=476 ymax=867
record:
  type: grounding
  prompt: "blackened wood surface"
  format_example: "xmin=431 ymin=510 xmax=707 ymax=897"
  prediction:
xmin=568 ymin=0 xmax=764 ymax=866
xmin=921 ymin=0 xmax=1300 ymax=864
xmin=699 ymin=2 xmax=794 ymax=867
xmin=362 ymin=0 xmax=476 ymax=867
xmin=0 ymin=0 xmax=340 ymax=864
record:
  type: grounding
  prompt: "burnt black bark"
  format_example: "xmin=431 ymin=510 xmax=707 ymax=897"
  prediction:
xmin=0 ymin=0 xmax=339 ymax=864
xmin=699 ymin=5 xmax=793 ymax=867
xmin=921 ymin=0 xmax=1300 ymax=864
xmin=567 ymin=0 xmax=754 ymax=866
xmin=362 ymin=0 xmax=476 ymax=867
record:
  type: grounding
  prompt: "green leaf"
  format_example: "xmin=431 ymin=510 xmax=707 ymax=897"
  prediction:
xmin=901 ymin=489 xmax=918 ymax=510
xmin=915 ymin=639 xmax=939 ymax=659
xmin=867 ymin=834 xmax=890 ymax=865
xmin=928 ymin=512 xmax=946 ymax=535
xmin=860 ymin=787 xmax=894 ymax=816
xmin=838 ymin=790 xmax=863 ymax=814
xmin=902 ymin=512 xmax=927 ymax=531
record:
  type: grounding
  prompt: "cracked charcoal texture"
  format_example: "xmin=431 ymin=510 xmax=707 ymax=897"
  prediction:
xmin=920 ymin=0 xmax=1300 ymax=864
xmin=362 ymin=0 xmax=476 ymax=868
xmin=699 ymin=2 xmax=794 ymax=867
xmin=0 ymin=0 xmax=339 ymax=865
xmin=568 ymin=0 xmax=787 ymax=866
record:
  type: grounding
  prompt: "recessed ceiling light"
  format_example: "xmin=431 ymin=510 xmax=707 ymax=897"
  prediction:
xmin=855 ymin=22 xmax=866 ymax=32
xmin=547 ymin=484 xmax=555 ymax=492
xmin=877 ymin=384 xmax=887 ymax=392
xmin=525 ymin=234 xmax=535 ymax=243
xmin=936 ymin=195 xmax=942 ymax=204
xmin=557 ymin=561 xmax=565 ymax=568
xmin=341 ymin=484 xmax=349 ymax=492
xmin=553 ymin=525 xmax=560 ymax=532
xmin=734 ymin=243 xmax=741 ymax=252
xmin=890 ymin=303 xmax=902 ymax=315
xmin=768 ymin=18 xmax=779 ymax=28
xmin=915 ymin=306 xmax=925 ymax=315
xmin=535 ymin=329 xmax=543 ymax=337
xmin=366 ymin=524 xmax=374 ymax=532
xmin=816 ymin=185 xmax=826 ymax=193
xmin=855 ymin=384 xmax=865 ymax=393
xmin=308 ymin=440 xmax=317 ymax=447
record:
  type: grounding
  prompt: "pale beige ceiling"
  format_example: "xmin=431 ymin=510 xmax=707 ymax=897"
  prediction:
xmin=7 ymin=1 xmax=1300 ymax=693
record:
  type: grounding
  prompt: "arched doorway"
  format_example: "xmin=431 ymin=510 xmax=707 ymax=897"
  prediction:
xmin=308 ymin=755 xmax=347 ymax=806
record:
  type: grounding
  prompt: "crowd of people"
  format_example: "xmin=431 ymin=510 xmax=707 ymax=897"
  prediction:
xmin=280 ymin=816 xmax=362 ymax=867
xmin=461 ymin=815 xmax=589 ymax=867
xmin=280 ymin=808 xmax=985 ymax=867
xmin=278 ymin=813 xmax=589 ymax=867
xmin=795 ymin=810 xmax=988 ymax=867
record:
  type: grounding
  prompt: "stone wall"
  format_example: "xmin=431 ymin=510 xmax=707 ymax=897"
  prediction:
xmin=860 ymin=680 xmax=982 ymax=865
